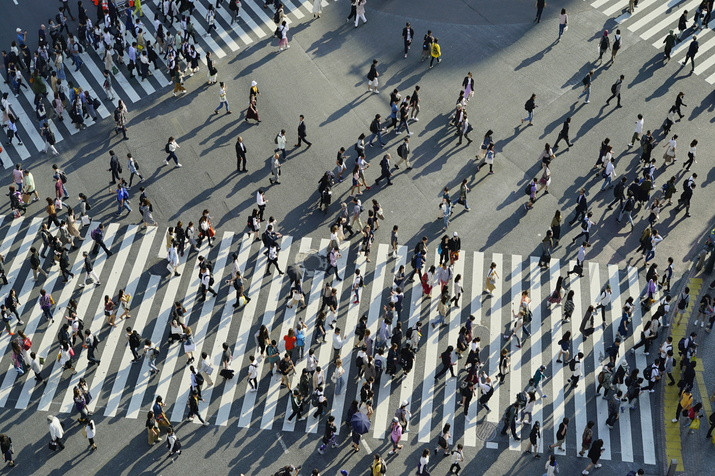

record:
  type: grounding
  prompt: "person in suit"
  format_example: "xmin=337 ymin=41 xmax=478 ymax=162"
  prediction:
xmin=402 ymin=22 xmax=414 ymax=58
xmin=235 ymin=136 xmax=247 ymax=172
xmin=294 ymin=115 xmax=312 ymax=148
xmin=568 ymin=188 xmax=588 ymax=226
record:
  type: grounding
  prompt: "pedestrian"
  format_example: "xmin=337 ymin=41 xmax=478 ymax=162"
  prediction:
xmin=597 ymin=30 xmax=610 ymax=62
xmin=535 ymin=0 xmax=545 ymax=22
xmin=558 ymin=9 xmax=568 ymax=40
xmin=48 ymin=415 xmax=65 ymax=451
xmin=394 ymin=137 xmax=411 ymax=169
xmin=354 ymin=0 xmax=367 ymax=28
xmin=417 ymin=448 xmax=430 ymax=474
xmin=526 ymin=421 xmax=540 ymax=457
xmin=166 ymin=427 xmax=182 ymax=460
xmin=582 ymin=439 xmax=605 ymax=474
xmin=213 ymin=82 xmax=231 ymax=115
xmin=521 ymin=93 xmax=537 ymax=125
xmin=429 ymin=38 xmax=442 ymax=68
xmin=164 ymin=137 xmax=182 ymax=167
xmin=501 ymin=402 xmax=520 ymax=440
xmin=0 ymin=434 xmax=15 ymax=467
xmin=578 ymin=70 xmax=594 ymax=104
xmin=553 ymin=118 xmax=573 ymax=149
xmin=269 ymin=152 xmax=282 ymax=185
xmin=682 ymin=36 xmax=699 ymax=72
xmin=402 ymin=22 xmax=414 ymax=58
xmin=606 ymin=74 xmax=624 ymax=108
xmin=294 ymin=115 xmax=312 ymax=148
xmin=549 ymin=417 xmax=569 ymax=452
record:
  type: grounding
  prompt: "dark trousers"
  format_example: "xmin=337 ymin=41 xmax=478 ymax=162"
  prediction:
xmin=569 ymin=209 xmax=586 ymax=226
xmin=87 ymin=345 xmax=100 ymax=364
xmin=501 ymin=418 xmax=518 ymax=439
xmin=288 ymin=404 xmax=304 ymax=421
xmin=267 ymin=258 xmax=283 ymax=274
xmin=326 ymin=264 xmax=341 ymax=281
xmin=572 ymin=230 xmax=590 ymax=243
xmin=347 ymin=5 xmax=356 ymax=20
xmin=606 ymin=92 xmax=621 ymax=106
xmin=110 ymin=168 xmax=121 ymax=183
xmin=91 ymin=239 xmax=112 ymax=256
xmin=374 ymin=170 xmax=392 ymax=185
xmin=128 ymin=171 xmax=143 ymax=187
xmin=296 ymin=135 xmax=312 ymax=147
xmin=403 ymin=39 xmax=411 ymax=56
xmin=554 ymin=132 xmax=571 ymax=147
xmin=130 ymin=345 xmax=140 ymax=361
xmin=607 ymin=196 xmax=624 ymax=210
xmin=435 ymin=363 xmax=455 ymax=380
xmin=237 ymin=154 xmax=246 ymax=171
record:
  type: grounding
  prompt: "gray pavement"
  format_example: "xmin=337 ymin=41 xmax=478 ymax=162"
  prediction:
xmin=0 ymin=0 xmax=714 ymax=475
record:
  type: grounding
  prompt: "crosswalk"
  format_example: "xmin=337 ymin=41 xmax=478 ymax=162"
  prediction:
xmin=0 ymin=214 xmax=660 ymax=466
xmin=590 ymin=0 xmax=715 ymax=83
xmin=0 ymin=0 xmax=335 ymax=169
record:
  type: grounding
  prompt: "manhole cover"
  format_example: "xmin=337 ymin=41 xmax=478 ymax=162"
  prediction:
xmin=299 ymin=250 xmax=326 ymax=277
xmin=476 ymin=421 xmax=497 ymax=441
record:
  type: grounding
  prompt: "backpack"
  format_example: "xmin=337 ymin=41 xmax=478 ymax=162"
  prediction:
xmin=516 ymin=391 xmax=527 ymax=407
xmin=582 ymin=76 xmax=589 ymax=86
xmin=165 ymin=142 xmax=170 ymax=153
xmin=397 ymin=143 xmax=406 ymax=158
xmin=274 ymin=134 xmax=279 ymax=145
xmin=229 ymin=0 xmax=238 ymax=10
xmin=524 ymin=100 xmax=530 ymax=111
xmin=569 ymin=358 xmax=577 ymax=372
xmin=167 ymin=437 xmax=181 ymax=451
xmin=677 ymin=337 xmax=687 ymax=353
xmin=374 ymin=358 xmax=383 ymax=373
xmin=194 ymin=373 xmax=204 ymax=386
xmin=274 ymin=27 xmax=281 ymax=39
xmin=273 ymin=10 xmax=281 ymax=23
xmin=611 ymin=82 xmax=617 ymax=94
xmin=311 ymin=391 xmax=321 ymax=407
xmin=406 ymin=327 xmax=414 ymax=340
xmin=525 ymin=184 xmax=531 ymax=195
xmin=113 ymin=108 xmax=121 ymax=122
xmin=91 ymin=228 xmax=101 ymax=240
xmin=643 ymin=365 xmax=653 ymax=380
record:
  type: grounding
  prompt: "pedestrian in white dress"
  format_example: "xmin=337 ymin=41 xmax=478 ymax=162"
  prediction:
xmin=312 ymin=0 xmax=322 ymax=18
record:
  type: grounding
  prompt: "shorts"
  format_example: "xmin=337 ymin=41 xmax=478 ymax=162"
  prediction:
xmin=368 ymin=79 xmax=378 ymax=87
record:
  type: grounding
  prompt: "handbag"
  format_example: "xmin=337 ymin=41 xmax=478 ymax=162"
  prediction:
xmin=112 ymin=65 xmax=119 ymax=75
xmin=69 ymin=347 xmax=75 ymax=357
xmin=689 ymin=417 xmax=700 ymax=430
xmin=49 ymin=440 xmax=58 ymax=451
xmin=167 ymin=263 xmax=175 ymax=273
xmin=81 ymin=215 xmax=91 ymax=226
xmin=207 ymin=226 xmax=216 ymax=238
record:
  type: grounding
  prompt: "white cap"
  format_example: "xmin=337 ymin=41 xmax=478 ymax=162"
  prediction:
xmin=251 ymin=80 xmax=257 ymax=86
xmin=16 ymin=28 xmax=22 ymax=33
xmin=453 ymin=232 xmax=458 ymax=237
xmin=401 ymin=400 xmax=408 ymax=407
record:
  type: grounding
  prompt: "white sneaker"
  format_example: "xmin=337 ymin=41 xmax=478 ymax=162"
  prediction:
xmin=595 ymin=464 xmax=602 ymax=468
xmin=672 ymin=418 xmax=678 ymax=423
xmin=176 ymin=163 xmax=182 ymax=167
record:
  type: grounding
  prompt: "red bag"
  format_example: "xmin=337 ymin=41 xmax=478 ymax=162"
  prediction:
xmin=207 ymin=227 xmax=216 ymax=238
xmin=22 ymin=338 xmax=32 ymax=350
xmin=68 ymin=347 xmax=75 ymax=357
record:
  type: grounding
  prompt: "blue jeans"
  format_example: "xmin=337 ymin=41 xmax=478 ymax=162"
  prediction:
xmin=578 ymin=87 xmax=591 ymax=102
xmin=601 ymin=175 xmax=612 ymax=191
xmin=523 ymin=110 xmax=533 ymax=123
xmin=117 ymin=200 xmax=132 ymax=214
xmin=167 ymin=151 xmax=179 ymax=164
xmin=397 ymin=119 xmax=411 ymax=134
xmin=214 ymin=100 xmax=229 ymax=112
xmin=72 ymin=54 xmax=83 ymax=70
xmin=335 ymin=375 xmax=345 ymax=395
xmin=558 ymin=24 xmax=566 ymax=39
xmin=367 ymin=131 xmax=385 ymax=146
xmin=443 ymin=213 xmax=449 ymax=228
xmin=41 ymin=307 xmax=53 ymax=321
xmin=644 ymin=249 xmax=655 ymax=263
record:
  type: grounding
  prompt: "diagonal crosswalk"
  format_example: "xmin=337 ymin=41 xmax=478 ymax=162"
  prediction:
xmin=0 ymin=216 xmax=663 ymax=466
xmin=0 ymin=0 xmax=336 ymax=168
xmin=591 ymin=0 xmax=715 ymax=84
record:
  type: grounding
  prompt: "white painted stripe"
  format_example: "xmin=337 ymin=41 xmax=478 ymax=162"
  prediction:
xmin=485 ymin=253 xmax=503 ymax=427
xmin=260 ymin=237 xmax=310 ymax=429
xmin=636 ymin=0 xmax=701 ymax=38
xmin=418 ymin=252 xmax=441 ymax=443
xmin=569 ymin=260 xmax=588 ymax=460
xmin=304 ymin=238 xmax=348 ymax=434
xmin=91 ymin=51 xmax=142 ymax=103
xmin=527 ymin=257 xmax=543 ymax=454
xmin=608 ymin=264 xmax=632 ymax=462
xmin=627 ymin=266 xmax=656 ymax=465
xmin=283 ymin=0 xmax=306 ymax=19
xmin=588 ymin=262 xmax=611 ymax=460
xmin=508 ymin=256 xmax=522 ymax=452
xmin=548 ymin=259 xmax=566 ymax=453
xmin=441 ymin=255 xmax=464 ymax=447
xmin=603 ymin=0 xmax=633 ymax=16
xmin=213 ymin=1 xmax=253 ymax=45
xmin=194 ymin=2 xmax=241 ymax=52
xmin=104 ymin=274 xmax=160 ymax=416
xmin=100 ymin=228 xmax=159 ymax=416
xmin=395 ymin=246 xmax=417 ymax=441
xmin=592 ymin=0 xmax=616 ymax=9
xmin=238 ymin=236 xmax=293 ymax=427
xmin=170 ymin=233 xmax=233 ymax=423
xmin=0 ymin=217 xmax=23 ymax=268
xmin=17 ymin=78 xmax=66 ymax=140
xmin=240 ymin=0 xmax=272 ymax=37
xmin=217 ymin=236 xmax=269 ymax=427
xmin=691 ymin=29 xmax=715 ymax=74
xmin=70 ymin=226 xmax=149 ymax=414
xmin=0 ymin=146 xmax=15 ymax=168
xmin=199 ymin=233 xmax=248 ymax=422
xmin=366 ymin=245 xmax=393 ymax=439
xmin=463 ymin=250 xmax=484 ymax=447
xmin=281 ymin=261 xmax=326 ymax=432
xmin=14 ymin=223 xmax=113 ymax=410
xmin=40 ymin=226 xmax=136 ymax=413
xmin=0 ymin=81 xmax=44 ymax=152
xmin=125 ymin=250 xmax=191 ymax=419
xmin=75 ymin=48 xmax=120 ymax=113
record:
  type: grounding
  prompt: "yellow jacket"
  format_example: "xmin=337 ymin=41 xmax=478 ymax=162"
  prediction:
xmin=680 ymin=392 xmax=693 ymax=409
xmin=431 ymin=43 xmax=441 ymax=58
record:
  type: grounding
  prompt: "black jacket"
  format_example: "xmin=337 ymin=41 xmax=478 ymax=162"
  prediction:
xmin=402 ymin=27 xmax=414 ymax=42
xmin=235 ymin=141 xmax=246 ymax=158
xmin=575 ymin=194 xmax=587 ymax=212
xmin=298 ymin=120 xmax=307 ymax=138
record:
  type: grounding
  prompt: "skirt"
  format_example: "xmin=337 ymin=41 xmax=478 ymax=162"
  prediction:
xmin=485 ymin=279 xmax=496 ymax=292
xmin=279 ymin=37 xmax=289 ymax=47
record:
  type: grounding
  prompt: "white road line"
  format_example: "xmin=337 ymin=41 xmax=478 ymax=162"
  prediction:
xmin=627 ymin=266 xmax=656 ymax=465
xmin=217 ymin=237 xmax=268 ymax=427
xmin=508 ymin=256 xmax=522 ymax=452
xmin=261 ymin=237 xmax=310 ymax=429
xmin=0 ymin=81 xmax=44 ymax=152
xmin=463 ymin=250 xmax=484 ymax=447
xmin=548 ymin=259 xmax=566 ymax=452
xmin=441 ymin=255 xmax=463 ymax=447
xmin=194 ymin=1 xmax=241 ymax=52
xmin=15 ymin=223 xmax=114 ymax=410
xmin=104 ymin=274 xmax=160 ymax=416
xmin=238 ymin=236 xmax=292 ymax=428
xmin=527 ymin=257 xmax=543 ymax=454
xmin=240 ymin=0 xmax=271 ymax=37
xmin=569 ymin=260 xmax=588 ymax=461
xmin=39 ymin=226 xmax=135 ymax=413
xmin=125 ymin=252 xmax=191 ymax=419
xmin=588 ymin=262 xmax=611 ymax=460
xmin=213 ymin=1 xmax=253 ymax=45
xmin=485 ymin=253 xmax=503 ymax=427
xmin=199 ymin=232 xmax=247 ymax=422
xmin=100 ymin=228 xmax=159 ymax=416
xmin=170 ymin=233 xmax=233 ymax=423
xmin=417 ymin=252 xmax=441 ymax=443
xmin=635 ymin=0 xmax=700 ymax=38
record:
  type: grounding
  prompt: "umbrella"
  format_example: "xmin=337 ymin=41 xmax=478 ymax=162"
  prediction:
xmin=351 ymin=411 xmax=371 ymax=434
xmin=286 ymin=264 xmax=304 ymax=283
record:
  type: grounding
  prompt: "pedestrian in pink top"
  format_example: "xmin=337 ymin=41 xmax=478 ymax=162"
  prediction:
xmin=388 ymin=417 xmax=403 ymax=454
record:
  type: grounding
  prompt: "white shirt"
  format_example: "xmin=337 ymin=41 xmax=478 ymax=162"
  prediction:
xmin=276 ymin=134 xmax=286 ymax=150
xmin=256 ymin=192 xmax=266 ymax=206
xmin=332 ymin=332 xmax=344 ymax=350
xmin=49 ymin=417 xmax=64 ymax=439
xmin=604 ymin=161 xmax=615 ymax=177
xmin=634 ymin=118 xmax=644 ymax=134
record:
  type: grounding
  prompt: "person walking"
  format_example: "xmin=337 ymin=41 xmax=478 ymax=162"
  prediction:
xmin=127 ymin=153 xmax=143 ymax=186
xmin=48 ymin=415 xmax=65 ymax=451
xmin=90 ymin=223 xmax=113 ymax=257
xmin=366 ymin=59 xmax=379 ymax=93
xmin=402 ymin=22 xmax=414 ymax=58
xmin=558 ymin=9 xmax=568 ymax=40
xmin=269 ymin=152 xmax=282 ymax=185
xmin=582 ymin=439 xmax=605 ymax=474
xmin=213 ymin=82 xmax=231 ymax=115
xmin=535 ymin=0 xmax=545 ymax=22
xmin=682 ymin=36 xmax=699 ymax=72
xmin=429 ymin=38 xmax=442 ymax=68
xmin=521 ymin=93 xmax=537 ymax=126
xmin=354 ymin=0 xmax=367 ymax=28
xmin=597 ymin=30 xmax=610 ymax=62
xmin=578 ymin=70 xmax=594 ymax=104
xmin=294 ymin=115 xmax=312 ymax=148
xmin=606 ymin=74 xmax=624 ymax=108
xmin=0 ymin=434 xmax=15 ymax=467
xmin=552 ymin=118 xmax=572 ymax=149
xmin=235 ymin=136 xmax=247 ymax=172
xmin=394 ymin=137 xmax=411 ymax=170
xmin=549 ymin=417 xmax=569 ymax=452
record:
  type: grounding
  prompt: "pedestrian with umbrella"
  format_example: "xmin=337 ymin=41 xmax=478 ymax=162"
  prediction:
xmin=350 ymin=411 xmax=370 ymax=452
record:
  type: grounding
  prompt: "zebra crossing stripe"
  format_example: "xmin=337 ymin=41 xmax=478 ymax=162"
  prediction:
xmin=463 ymin=251 xmax=484 ymax=446
xmin=548 ymin=259 xmax=567 ymax=454
xmin=526 ymin=257 xmax=543 ymax=454
xmin=213 ymin=2 xmax=254 ymax=45
xmin=485 ymin=253 xmax=503 ymax=427
xmin=38 ymin=225 xmax=133 ymax=413
xmin=0 ymin=217 xmax=24 ymax=276
xmin=0 ymin=80 xmax=44 ymax=153
xmin=569 ymin=259 xmax=588 ymax=460
xmin=260 ymin=237 xmax=310 ymax=430
xmin=609 ymin=263 xmax=634 ymax=462
xmin=627 ymin=266 xmax=656 ymax=465
xmin=104 ymin=274 xmax=161 ymax=417
xmin=507 ymin=256 xmax=522 ymax=452
xmin=198 ymin=232 xmax=245 ymax=422
xmin=417 ymin=252 xmax=441 ymax=443
xmin=195 ymin=1 xmax=241 ymax=52
xmin=125 ymin=235 xmax=193 ymax=419
xmin=238 ymin=235 xmax=293 ymax=428
xmin=442 ymin=255 xmax=464 ymax=446
xmin=639 ymin=0 xmax=702 ymax=40
xmin=244 ymin=0 xmax=280 ymax=34
xmin=171 ymin=232 xmax=233 ymax=423
xmin=690 ymin=28 xmax=715 ymax=74
xmin=19 ymin=223 xmax=115 ymax=410
xmin=217 ymin=234 xmax=266 ymax=427
xmin=235 ymin=3 xmax=268 ymax=38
